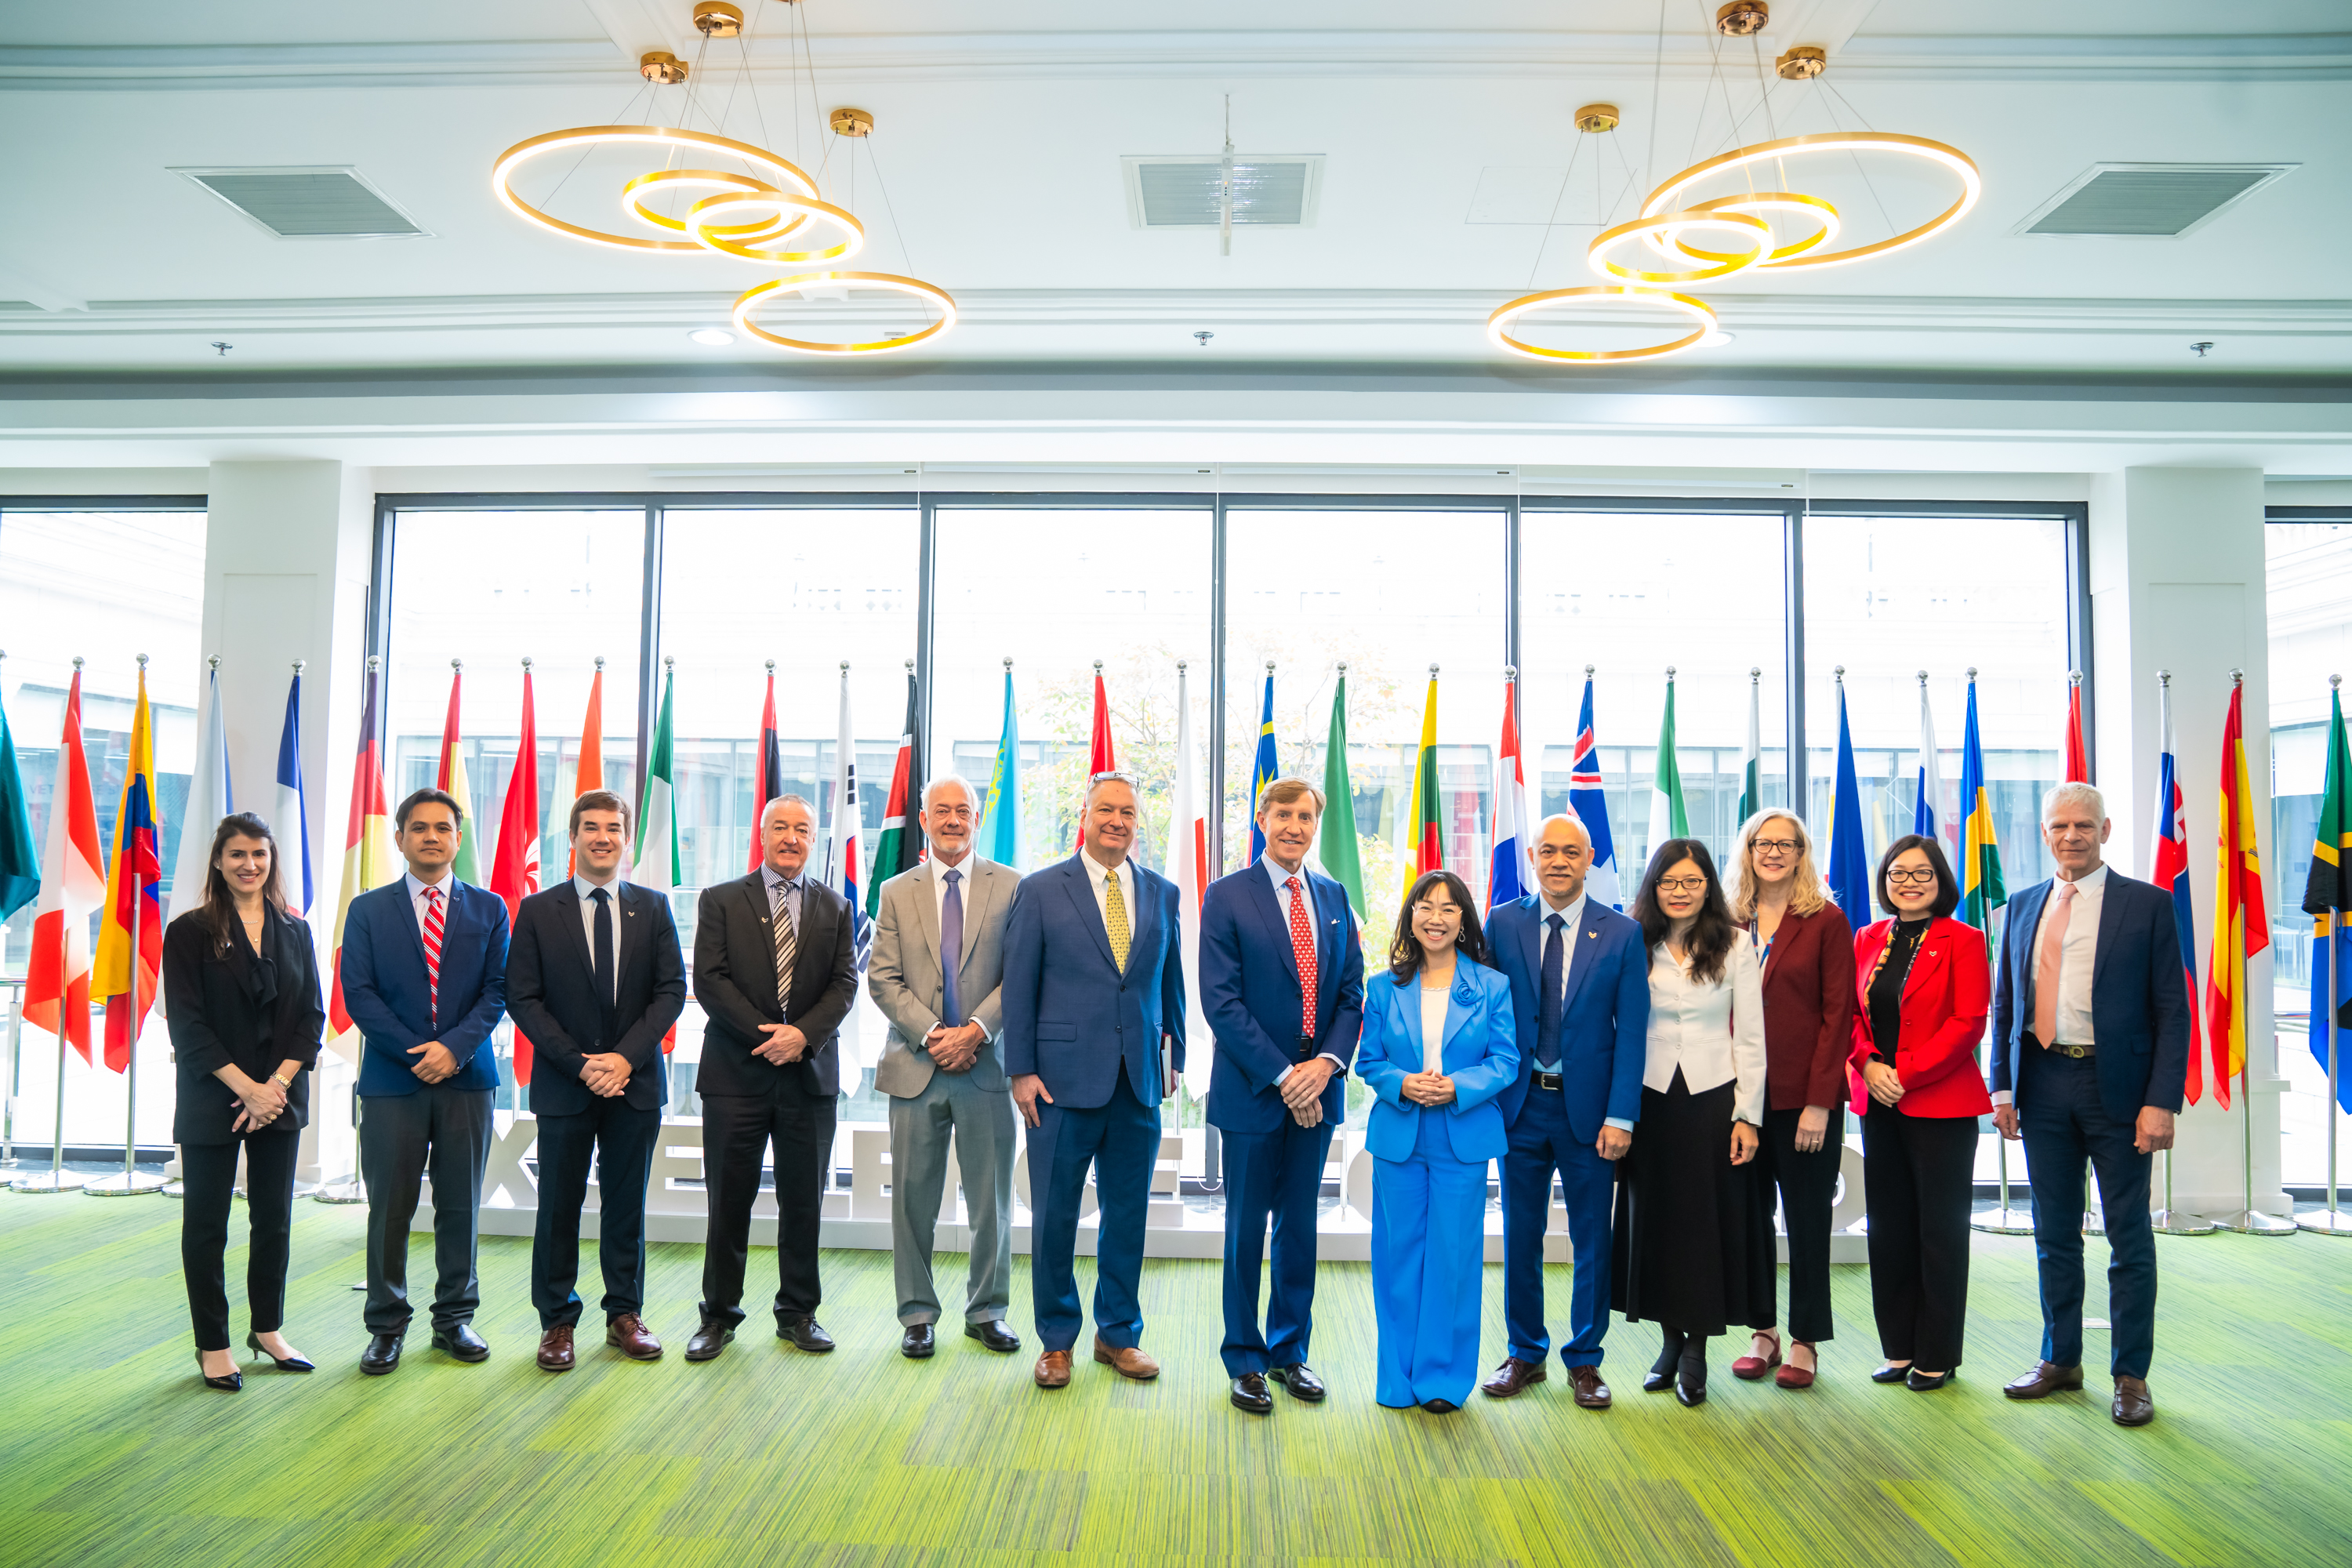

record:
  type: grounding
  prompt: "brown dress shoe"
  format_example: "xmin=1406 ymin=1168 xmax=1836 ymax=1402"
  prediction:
xmin=606 ymin=1315 xmax=662 ymax=1361
xmin=1566 ymin=1365 xmax=1612 ymax=1409
xmin=2111 ymin=1376 xmax=2154 ymax=1426
xmin=1034 ymin=1348 xmax=1073 ymax=1388
xmin=1093 ymin=1337 xmax=1160 ymax=1380
xmin=2002 ymin=1360 xmax=2085 ymax=1399
xmin=1479 ymin=1356 xmax=1548 ymax=1399
xmin=536 ymin=1324 xmax=575 ymax=1372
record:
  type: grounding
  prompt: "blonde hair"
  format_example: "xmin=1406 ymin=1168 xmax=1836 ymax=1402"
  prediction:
xmin=1727 ymin=808 xmax=1831 ymax=920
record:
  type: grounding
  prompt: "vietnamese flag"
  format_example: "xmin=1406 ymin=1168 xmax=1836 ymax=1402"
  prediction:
xmin=25 ymin=664 xmax=106 ymax=1065
xmin=2201 ymin=678 xmax=2270 ymax=1109
xmin=95 ymin=660 xmax=165 ymax=1071
xmin=490 ymin=661 xmax=542 ymax=1082
xmin=1407 ymin=667 xmax=1443 ymax=876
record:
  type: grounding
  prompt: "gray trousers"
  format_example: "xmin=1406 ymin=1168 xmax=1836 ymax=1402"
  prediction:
xmin=359 ymin=1086 xmax=494 ymax=1336
xmin=888 ymin=1068 xmax=1016 ymax=1327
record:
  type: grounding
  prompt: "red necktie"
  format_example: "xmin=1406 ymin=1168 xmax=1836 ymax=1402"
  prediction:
xmin=421 ymin=884 xmax=445 ymax=1030
xmin=1287 ymin=876 xmax=1319 ymax=1038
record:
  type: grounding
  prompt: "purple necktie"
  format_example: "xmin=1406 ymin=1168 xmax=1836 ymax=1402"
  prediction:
xmin=941 ymin=868 xmax=964 ymax=1027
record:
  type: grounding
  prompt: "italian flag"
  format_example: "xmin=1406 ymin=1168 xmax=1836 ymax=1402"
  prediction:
xmin=1648 ymin=668 xmax=1689 ymax=858
xmin=1406 ymin=668 xmax=1443 ymax=877
xmin=633 ymin=662 xmax=680 ymax=895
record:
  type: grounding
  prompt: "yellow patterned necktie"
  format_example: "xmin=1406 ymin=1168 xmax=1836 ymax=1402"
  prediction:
xmin=1103 ymin=867 xmax=1131 ymax=971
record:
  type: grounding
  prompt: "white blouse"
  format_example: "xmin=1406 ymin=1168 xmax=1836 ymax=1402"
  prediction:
xmin=1643 ymin=938 xmax=1767 ymax=1124
xmin=1419 ymin=984 xmax=1450 ymax=1075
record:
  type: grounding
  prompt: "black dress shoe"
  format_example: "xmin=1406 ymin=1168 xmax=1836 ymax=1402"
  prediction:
xmin=1421 ymin=1398 xmax=1459 ymax=1414
xmin=1230 ymin=1373 xmax=1274 ymax=1414
xmin=964 ymin=1320 xmax=1022 ymax=1353
xmin=1268 ymin=1363 xmax=1327 ymax=1403
xmin=1871 ymin=1363 xmax=1914 ymax=1385
xmin=1906 ymin=1368 xmax=1955 ymax=1392
xmin=359 ymin=1332 xmax=405 ymax=1376
xmin=779 ymin=1316 xmax=836 ymax=1353
xmin=902 ymin=1323 xmax=936 ymax=1359
xmin=431 ymin=1324 xmax=490 ymax=1363
xmin=1643 ymin=1330 xmax=1687 ymax=1392
xmin=194 ymin=1350 xmax=242 ymax=1392
xmin=685 ymin=1321 xmax=735 ymax=1362
xmin=1674 ymin=1350 xmax=1708 ymax=1408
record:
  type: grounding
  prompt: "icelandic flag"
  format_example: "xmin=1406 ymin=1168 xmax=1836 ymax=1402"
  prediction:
xmin=275 ymin=666 xmax=313 ymax=915
xmin=1487 ymin=672 xmax=1530 ymax=909
xmin=2149 ymin=678 xmax=2204 ymax=1090
xmin=1566 ymin=673 xmax=1621 ymax=910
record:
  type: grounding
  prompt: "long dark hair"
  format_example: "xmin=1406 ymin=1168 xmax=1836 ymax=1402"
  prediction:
xmin=1630 ymin=837 xmax=1736 ymax=985
xmin=198 ymin=811 xmax=291 ymax=956
xmin=1387 ymin=869 xmax=1490 ymax=982
xmin=1877 ymin=833 xmax=1962 ymax=919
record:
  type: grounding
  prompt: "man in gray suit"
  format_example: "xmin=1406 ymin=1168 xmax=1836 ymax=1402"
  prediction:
xmin=868 ymin=774 xmax=1023 ymax=1359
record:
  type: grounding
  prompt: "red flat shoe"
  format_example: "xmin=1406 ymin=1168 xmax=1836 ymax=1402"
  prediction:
xmin=1732 ymin=1330 xmax=1782 ymax=1381
xmin=1776 ymin=1341 xmax=1817 ymax=1388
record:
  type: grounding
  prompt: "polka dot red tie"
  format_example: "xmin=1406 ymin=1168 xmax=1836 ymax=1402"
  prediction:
xmin=1287 ymin=875 xmax=1319 ymax=1038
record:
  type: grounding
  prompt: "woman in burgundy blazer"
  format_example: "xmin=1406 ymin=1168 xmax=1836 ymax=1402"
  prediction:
xmin=1726 ymin=811 xmax=1854 ymax=1389
xmin=1848 ymin=833 xmax=1993 ymax=1392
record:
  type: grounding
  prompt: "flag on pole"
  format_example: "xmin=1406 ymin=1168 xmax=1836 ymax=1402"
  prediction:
xmin=24 ymin=663 xmax=103 ymax=1064
xmin=0 ymin=661 xmax=36 ymax=923
xmin=633 ymin=662 xmax=680 ymax=895
xmin=1074 ymin=666 xmax=1116 ymax=852
xmin=1488 ymin=669 xmax=1531 ymax=909
xmin=2301 ymin=677 xmax=2352 ymax=1112
xmin=2200 ymin=677 xmax=2270 ymax=1109
xmin=1958 ymin=670 xmax=2006 ymax=935
xmin=1319 ymin=666 xmax=1366 ymax=918
xmin=1406 ymin=667 xmax=1443 ymax=878
xmin=1648 ymin=668 xmax=1689 ymax=858
xmin=436 ymin=663 xmax=481 ymax=886
xmin=1568 ymin=670 xmax=1622 ymax=910
xmin=328 ymin=662 xmax=398 ymax=1047
xmin=825 ymin=664 xmax=872 ymax=970
xmin=1248 ymin=666 xmax=1278 ymax=863
xmin=1914 ymin=672 xmax=1946 ymax=848
xmin=748 ymin=661 xmax=782 ymax=873
xmin=274 ymin=665 xmax=313 ymax=916
xmin=2150 ymin=674 xmax=2205 ymax=1098
xmin=96 ymin=660 xmax=164 ymax=1071
xmin=1824 ymin=670 xmax=1871 ymax=925
xmin=2063 ymin=670 xmax=2089 ymax=784
xmin=489 ymin=662 xmax=541 ymax=1082
xmin=1735 ymin=666 xmax=1762 ymax=828
xmin=982 ymin=660 xmax=1022 ymax=869
xmin=1168 ymin=662 xmax=1211 ymax=1095
xmin=868 ymin=665 xmax=926 ymax=918
xmin=569 ymin=657 xmax=604 ymax=878
xmin=169 ymin=659 xmax=234 ymax=925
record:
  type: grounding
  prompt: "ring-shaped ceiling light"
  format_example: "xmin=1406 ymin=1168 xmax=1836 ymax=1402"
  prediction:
xmin=1486 ymin=286 xmax=1717 ymax=364
xmin=1639 ymin=132 xmax=1980 ymax=270
xmin=1587 ymin=208 xmax=1771 ymax=287
xmin=1639 ymin=191 xmax=1841 ymax=266
xmin=731 ymin=272 xmax=958 ymax=355
xmin=491 ymin=125 xmax=818 ymax=253
xmin=622 ymin=168 xmax=806 ymax=244
xmin=689 ymin=188 xmax=866 ymax=266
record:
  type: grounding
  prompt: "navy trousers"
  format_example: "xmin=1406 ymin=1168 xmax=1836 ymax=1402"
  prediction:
xmin=1029 ymin=1064 xmax=1160 ymax=1352
xmin=2020 ymin=1046 xmax=2158 ymax=1379
xmin=1501 ymin=1084 xmax=1616 ymax=1367
xmin=1218 ymin=1113 xmax=1335 ymax=1377
xmin=531 ymin=1098 xmax=660 ymax=1329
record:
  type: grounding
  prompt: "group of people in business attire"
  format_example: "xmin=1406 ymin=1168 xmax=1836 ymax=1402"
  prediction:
xmin=162 ymin=757 xmax=2187 ymax=1429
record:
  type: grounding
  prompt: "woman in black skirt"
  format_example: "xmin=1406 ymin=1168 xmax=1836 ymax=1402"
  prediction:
xmin=164 ymin=811 xmax=325 ymax=1391
xmin=1611 ymin=837 xmax=1769 ymax=1407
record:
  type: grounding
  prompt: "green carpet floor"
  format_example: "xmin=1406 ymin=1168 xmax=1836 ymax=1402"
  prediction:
xmin=0 ymin=1193 xmax=2346 ymax=1568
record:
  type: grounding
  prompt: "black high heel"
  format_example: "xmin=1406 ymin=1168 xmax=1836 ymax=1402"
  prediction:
xmin=1642 ymin=1330 xmax=1686 ymax=1393
xmin=194 ymin=1349 xmax=242 ymax=1392
xmin=246 ymin=1331 xmax=314 ymax=1373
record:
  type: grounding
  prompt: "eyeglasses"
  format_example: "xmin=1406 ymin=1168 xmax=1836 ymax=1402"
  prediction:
xmin=1654 ymin=877 xmax=1708 ymax=893
xmin=1886 ymin=869 xmax=1941 ymax=886
xmin=1751 ymin=839 xmax=1799 ymax=854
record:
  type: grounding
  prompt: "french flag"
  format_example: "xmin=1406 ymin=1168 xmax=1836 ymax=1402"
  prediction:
xmin=2149 ymin=677 xmax=2201 ymax=1058
xmin=1487 ymin=670 xmax=1530 ymax=909
xmin=275 ymin=665 xmax=313 ymax=915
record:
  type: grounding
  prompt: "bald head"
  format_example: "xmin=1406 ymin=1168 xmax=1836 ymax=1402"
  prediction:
xmin=1534 ymin=813 xmax=1592 ymax=907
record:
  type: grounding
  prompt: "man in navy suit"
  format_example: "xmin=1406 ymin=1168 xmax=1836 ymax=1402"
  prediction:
xmin=1991 ymin=782 xmax=2190 ymax=1428
xmin=1200 ymin=777 xmax=1365 ymax=1414
xmin=341 ymin=787 xmax=510 ymax=1375
xmin=1003 ymin=771 xmax=1187 ymax=1390
xmin=506 ymin=789 xmax=686 ymax=1371
xmin=1480 ymin=814 xmax=1649 ymax=1410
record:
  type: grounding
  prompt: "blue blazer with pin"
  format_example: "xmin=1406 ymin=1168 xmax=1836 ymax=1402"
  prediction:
xmin=1356 ymin=960 xmax=1521 ymax=1163
xmin=1200 ymin=859 xmax=1365 ymax=1132
xmin=340 ymin=877 xmax=509 ymax=1098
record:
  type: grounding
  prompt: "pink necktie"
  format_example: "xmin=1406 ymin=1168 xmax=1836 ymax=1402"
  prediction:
xmin=2032 ymin=880 xmax=2074 ymax=1047
xmin=421 ymin=885 xmax=445 ymax=1030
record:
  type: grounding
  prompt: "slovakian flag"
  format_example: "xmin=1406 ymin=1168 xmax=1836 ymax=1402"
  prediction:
xmin=2149 ymin=675 xmax=2205 ymax=1095
xmin=1567 ymin=670 xmax=1621 ymax=910
xmin=1914 ymin=672 xmax=1947 ymax=849
xmin=1406 ymin=667 xmax=1443 ymax=877
xmin=1958 ymin=670 xmax=2006 ymax=935
xmin=1824 ymin=671 xmax=1872 ymax=927
xmin=329 ymin=661 xmax=399 ymax=1049
xmin=275 ymin=664 xmax=313 ymax=916
xmin=169 ymin=658 xmax=233 ymax=927
xmin=2301 ymin=676 xmax=2352 ymax=1112
xmin=569 ymin=656 xmax=604 ymax=879
xmin=867 ymin=665 xmax=926 ymax=919
xmin=437 ymin=662 xmax=481 ymax=886
xmin=1248 ymin=666 xmax=1279 ymax=863
xmin=749 ymin=660 xmax=782 ymax=873
xmin=96 ymin=659 xmax=165 ymax=1070
xmin=1168 ymin=661 xmax=1211 ymax=1096
xmin=1488 ymin=670 xmax=1530 ymax=909
xmin=1073 ymin=665 xmax=1116 ymax=853
xmin=2201 ymin=677 xmax=2270 ymax=1109
xmin=2063 ymin=670 xmax=2089 ymax=784
xmin=825 ymin=663 xmax=871 ymax=972
xmin=1319 ymin=666 xmax=1367 ymax=919
xmin=489 ymin=662 xmax=542 ymax=1083
xmin=25 ymin=662 xmax=104 ymax=1064
xmin=0 ymin=663 xmax=36 ymax=924
xmin=982 ymin=659 xmax=1022 ymax=869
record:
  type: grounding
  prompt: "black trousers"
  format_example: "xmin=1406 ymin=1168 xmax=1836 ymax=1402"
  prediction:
xmin=1860 ymin=1103 xmax=1979 ymax=1370
xmin=180 ymin=1134 xmax=301 ymax=1352
xmin=1750 ymin=1104 xmax=1845 ymax=1343
xmin=532 ymin=1098 xmax=661 ymax=1329
xmin=699 ymin=1089 xmax=836 ymax=1329
xmin=359 ymin=1086 xmax=495 ymax=1335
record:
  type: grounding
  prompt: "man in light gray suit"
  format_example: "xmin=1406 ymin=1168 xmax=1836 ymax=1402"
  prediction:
xmin=868 ymin=774 xmax=1023 ymax=1360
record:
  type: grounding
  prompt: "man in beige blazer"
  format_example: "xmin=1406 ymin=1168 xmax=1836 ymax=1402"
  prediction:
xmin=868 ymin=774 xmax=1023 ymax=1359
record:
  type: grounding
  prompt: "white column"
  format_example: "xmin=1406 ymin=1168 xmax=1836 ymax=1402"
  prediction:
xmin=2087 ymin=464 xmax=2285 ymax=1215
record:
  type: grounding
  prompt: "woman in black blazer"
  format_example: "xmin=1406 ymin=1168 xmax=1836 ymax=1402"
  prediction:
xmin=163 ymin=811 xmax=325 ymax=1391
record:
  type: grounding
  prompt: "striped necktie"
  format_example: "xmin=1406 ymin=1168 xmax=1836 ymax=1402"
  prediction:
xmin=771 ymin=879 xmax=797 ymax=1017
xmin=420 ymin=884 xmax=445 ymax=1029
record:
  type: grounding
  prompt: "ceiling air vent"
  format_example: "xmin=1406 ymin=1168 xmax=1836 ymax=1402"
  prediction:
xmin=2015 ymin=162 xmax=2295 ymax=239
xmin=172 ymin=165 xmax=428 ymax=239
xmin=1123 ymin=155 xmax=1323 ymax=228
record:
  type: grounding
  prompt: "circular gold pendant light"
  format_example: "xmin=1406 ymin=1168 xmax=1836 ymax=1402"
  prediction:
xmin=1588 ymin=208 xmax=1772 ymax=287
xmin=688 ymin=187 xmax=866 ymax=265
xmin=1640 ymin=132 xmax=1980 ymax=270
xmin=732 ymin=271 xmax=960 ymax=355
xmin=1639 ymin=191 xmax=1841 ymax=266
xmin=622 ymin=169 xmax=808 ymax=245
xmin=1486 ymin=286 xmax=1717 ymax=364
xmin=492 ymin=125 xmax=820 ymax=254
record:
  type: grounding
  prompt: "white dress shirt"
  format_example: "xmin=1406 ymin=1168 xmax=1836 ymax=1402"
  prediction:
xmin=924 ymin=850 xmax=993 ymax=1044
xmin=574 ymin=872 xmax=622 ymax=1004
xmin=1537 ymin=891 xmax=1635 ymax=1133
xmin=1077 ymin=846 xmax=1126 ymax=938
xmin=1266 ymin=855 xmax=1345 ymax=1082
xmin=405 ymin=869 xmax=455 ymax=931
xmin=1991 ymin=861 xmax=2108 ymax=1106
xmin=1643 ymin=938 xmax=1767 ymax=1125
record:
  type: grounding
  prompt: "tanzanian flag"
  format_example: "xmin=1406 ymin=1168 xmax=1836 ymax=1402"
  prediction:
xmin=1407 ymin=670 xmax=1443 ymax=875
xmin=2302 ymin=678 xmax=2352 ymax=1112
xmin=1958 ymin=672 xmax=2006 ymax=933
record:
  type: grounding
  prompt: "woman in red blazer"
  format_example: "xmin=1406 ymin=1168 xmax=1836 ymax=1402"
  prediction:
xmin=1849 ymin=833 xmax=1992 ymax=1393
xmin=1726 ymin=811 xmax=1854 ymax=1388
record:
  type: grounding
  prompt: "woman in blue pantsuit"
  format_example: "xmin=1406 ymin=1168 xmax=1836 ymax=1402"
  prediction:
xmin=1357 ymin=869 xmax=1521 ymax=1412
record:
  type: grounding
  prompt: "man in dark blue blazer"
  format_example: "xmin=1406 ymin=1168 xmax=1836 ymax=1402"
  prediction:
xmin=1991 ymin=782 xmax=2190 ymax=1428
xmin=1480 ymin=814 xmax=1649 ymax=1410
xmin=1002 ymin=772 xmax=1186 ymax=1389
xmin=1200 ymin=777 xmax=1365 ymax=1414
xmin=506 ymin=789 xmax=686 ymax=1371
xmin=341 ymin=788 xmax=510 ymax=1374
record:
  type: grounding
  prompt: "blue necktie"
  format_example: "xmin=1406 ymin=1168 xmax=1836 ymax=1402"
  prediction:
xmin=940 ymin=867 xmax=964 ymax=1028
xmin=1537 ymin=913 xmax=1565 ymax=1069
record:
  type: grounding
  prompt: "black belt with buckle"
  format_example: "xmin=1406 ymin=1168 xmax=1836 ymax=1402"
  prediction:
xmin=1294 ymin=1035 xmax=1319 ymax=1063
xmin=1531 ymin=1069 xmax=1564 ymax=1090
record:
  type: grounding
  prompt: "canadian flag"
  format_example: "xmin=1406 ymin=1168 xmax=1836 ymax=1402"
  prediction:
xmin=24 ymin=669 xmax=106 ymax=1063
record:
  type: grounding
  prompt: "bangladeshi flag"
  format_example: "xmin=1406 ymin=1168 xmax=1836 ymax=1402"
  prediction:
xmin=1406 ymin=669 xmax=1442 ymax=875
xmin=867 ymin=666 xmax=925 ymax=919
